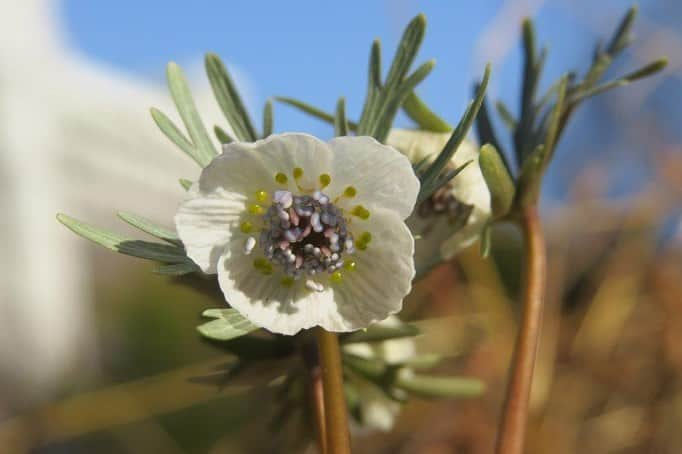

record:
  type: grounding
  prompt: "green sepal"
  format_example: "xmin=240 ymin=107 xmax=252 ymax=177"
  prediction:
xmin=479 ymin=144 xmax=515 ymax=219
xmin=197 ymin=308 xmax=259 ymax=341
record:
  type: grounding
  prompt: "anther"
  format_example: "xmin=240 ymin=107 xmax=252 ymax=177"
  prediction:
xmin=244 ymin=237 xmax=256 ymax=255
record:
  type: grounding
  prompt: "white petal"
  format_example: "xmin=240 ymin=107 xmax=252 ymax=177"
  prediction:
xmin=175 ymin=190 xmax=245 ymax=273
xmin=216 ymin=241 xmax=354 ymax=335
xmin=327 ymin=136 xmax=419 ymax=219
xmin=333 ymin=208 xmax=415 ymax=330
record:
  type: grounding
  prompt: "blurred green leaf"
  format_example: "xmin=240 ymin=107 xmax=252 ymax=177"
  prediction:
xmin=395 ymin=374 xmax=485 ymax=399
xmin=149 ymin=107 xmax=201 ymax=165
xmin=197 ymin=309 xmax=259 ymax=341
xmin=475 ymin=94 xmax=507 ymax=171
xmin=166 ymin=62 xmax=218 ymax=166
xmin=155 ymin=262 xmax=199 ymax=276
xmin=262 ymin=99 xmax=274 ymax=138
xmin=57 ymin=214 xmax=190 ymax=264
xmin=480 ymin=144 xmax=515 ymax=219
xmin=214 ymin=125 xmax=234 ymax=144
xmin=495 ymin=100 xmax=517 ymax=131
xmin=607 ymin=5 xmax=637 ymax=56
xmin=205 ymin=53 xmax=258 ymax=142
xmin=418 ymin=64 xmax=490 ymax=203
xmin=341 ymin=323 xmax=420 ymax=344
xmin=117 ymin=211 xmax=180 ymax=245
xmin=179 ymin=178 xmax=193 ymax=190
xmin=403 ymin=91 xmax=452 ymax=132
xmin=274 ymin=96 xmax=358 ymax=131
xmin=334 ymin=97 xmax=349 ymax=136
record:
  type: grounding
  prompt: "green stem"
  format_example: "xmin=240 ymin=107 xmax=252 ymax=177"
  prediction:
xmin=495 ymin=206 xmax=546 ymax=454
xmin=302 ymin=342 xmax=327 ymax=454
xmin=315 ymin=328 xmax=351 ymax=454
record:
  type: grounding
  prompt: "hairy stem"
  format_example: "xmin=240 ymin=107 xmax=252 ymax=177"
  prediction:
xmin=315 ymin=328 xmax=351 ymax=454
xmin=495 ymin=206 xmax=546 ymax=454
xmin=302 ymin=342 xmax=327 ymax=454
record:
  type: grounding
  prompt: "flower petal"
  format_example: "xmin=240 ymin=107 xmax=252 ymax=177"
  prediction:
xmin=332 ymin=208 xmax=415 ymax=330
xmin=327 ymin=136 xmax=419 ymax=219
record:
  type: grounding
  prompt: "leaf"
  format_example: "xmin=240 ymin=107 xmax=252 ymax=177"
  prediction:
xmin=341 ymin=323 xmax=420 ymax=344
xmin=479 ymin=144 xmax=515 ymax=219
xmin=514 ymin=144 xmax=546 ymax=208
xmin=475 ymin=93 xmax=507 ymax=171
xmin=179 ymin=178 xmax=193 ymax=190
xmin=274 ymin=96 xmax=358 ymax=131
xmin=402 ymin=91 xmax=452 ymax=132
xmin=166 ymin=62 xmax=217 ymax=167
xmin=214 ymin=125 xmax=234 ymax=144
xmin=395 ymin=374 xmax=485 ymax=399
xmin=155 ymin=262 xmax=199 ymax=276
xmin=149 ymin=107 xmax=202 ymax=165
xmin=262 ymin=99 xmax=273 ymax=138
xmin=357 ymin=14 xmax=431 ymax=141
xmin=334 ymin=97 xmax=348 ymax=136
xmin=117 ymin=211 xmax=180 ymax=244
xmin=197 ymin=308 xmax=259 ymax=341
xmin=57 ymin=214 xmax=189 ymax=264
xmin=479 ymin=222 xmax=492 ymax=258
xmin=418 ymin=64 xmax=490 ymax=203
xmin=205 ymin=53 xmax=258 ymax=142
xmin=495 ymin=100 xmax=517 ymax=131
xmin=607 ymin=5 xmax=637 ymax=56
xmin=514 ymin=18 xmax=543 ymax=165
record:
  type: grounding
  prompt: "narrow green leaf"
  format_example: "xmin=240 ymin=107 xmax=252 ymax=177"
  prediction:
xmin=495 ymin=101 xmax=517 ymax=131
xmin=205 ymin=53 xmax=258 ymax=142
xmin=166 ymin=62 xmax=217 ymax=167
xmin=155 ymin=262 xmax=199 ymax=276
xmin=334 ymin=97 xmax=348 ymax=136
xmin=341 ymin=323 xmax=420 ymax=344
xmin=384 ymin=14 xmax=426 ymax=92
xmin=274 ymin=96 xmax=358 ymax=131
xmin=395 ymin=374 xmax=485 ymax=399
xmin=543 ymin=76 xmax=568 ymax=165
xmin=515 ymin=144 xmax=546 ymax=207
xmin=117 ymin=211 xmax=180 ymax=244
xmin=475 ymin=94 xmax=507 ymax=171
xmin=420 ymin=160 xmax=472 ymax=205
xmin=262 ymin=99 xmax=273 ymax=138
xmin=214 ymin=125 xmax=234 ymax=144
xmin=418 ymin=64 xmax=490 ymax=203
xmin=479 ymin=144 xmax=515 ymax=218
xmin=607 ymin=5 xmax=637 ymax=56
xmin=403 ymin=91 xmax=452 ymax=132
xmin=57 ymin=214 xmax=189 ymax=263
xmin=179 ymin=179 xmax=193 ymax=190
xmin=197 ymin=308 xmax=259 ymax=341
xmin=515 ymin=18 xmax=542 ymax=165
xmin=150 ymin=108 xmax=201 ymax=166
xmin=357 ymin=39 xmax=383 ymax=133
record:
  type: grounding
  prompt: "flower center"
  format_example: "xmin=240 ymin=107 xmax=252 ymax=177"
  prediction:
xmin=259 ymin=190 xmax=354 ymax=278
xmin=416 ymin=181 xmax=473 ymax=229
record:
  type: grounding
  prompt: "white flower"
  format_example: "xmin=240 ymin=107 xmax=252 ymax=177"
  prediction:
xmin=386 ymin=129 xmax=491 ymax=269
xmin=343 ymin=316 xmax=416 ymax=432
xmin=175 ymin=133 xmax=419 ymax=335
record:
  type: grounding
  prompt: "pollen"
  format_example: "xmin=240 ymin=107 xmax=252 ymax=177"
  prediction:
xmin=248 ymin=204 xmax=264 ymax=215
xmin=319 ymin=173 xmax=331 ymax=188
xmin=351 ymin=205 xmax=370 ymax=220
xmin=255 ymin=190 xmax=269 ymax=203
xmin=357 ymin=231 xmax=372 ymax=250
xmin=275 ymin=172 xmax=288 ymax=185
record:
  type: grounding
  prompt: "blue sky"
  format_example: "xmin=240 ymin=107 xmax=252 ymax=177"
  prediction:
xmin=61 ymin=0 xmax=667 ymax=202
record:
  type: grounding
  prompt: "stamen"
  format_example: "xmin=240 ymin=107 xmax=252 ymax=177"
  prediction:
xmin=255 ymin=190 xmax=269 ymax=203
xmin=319 ymin=173 xmax=331 ymax=188
xmin=293 ymin=167 xmax=304 ymax=179
xmin=240 ymin=221 xmax=254 ymax=233
xmin=330 ymin=270 xmax=343 ymax=284
xmin=343 ymin=186 xmax=357 ymax=198
xmin=275 ymin=172 xmax=288 ymax=185
xmin=344 ymin=260 xmax=357 ymax=272
xmin=248 ymin=204 xmax=264 ymax=215
xmin=351 ymin=205 xmax=370 ymax=220
xmin=273 ymin=190 xmax=293 ymax=209
xmin=357 ymin=231 xmax=372 ymax=250
xmin=244 ymin=237 xmax=256 ymax=255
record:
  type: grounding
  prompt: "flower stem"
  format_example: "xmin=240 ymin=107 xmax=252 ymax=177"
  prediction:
xmin=495 ymin=206 xmax=546 ymax=454
xmin=315 ymin=327 xmax=351 ymax=454
xmin=302 ymin=342 xmax=327 ymax=454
